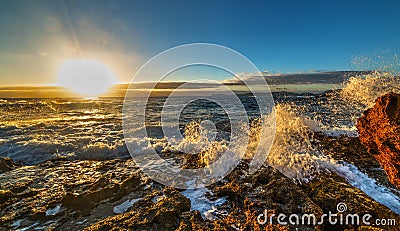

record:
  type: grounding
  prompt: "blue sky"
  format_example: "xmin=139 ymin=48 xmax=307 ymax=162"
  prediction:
xmin=0 ymin=0 xmax=399 ymax=85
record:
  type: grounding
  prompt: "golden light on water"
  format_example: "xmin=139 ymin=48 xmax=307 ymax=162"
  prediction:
xmin=57 ymin=59 xmax=117 ymax=96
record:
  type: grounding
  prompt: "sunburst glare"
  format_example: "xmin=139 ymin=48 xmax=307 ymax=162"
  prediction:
xmin=58 ymin=59 xmax=116 ymax=96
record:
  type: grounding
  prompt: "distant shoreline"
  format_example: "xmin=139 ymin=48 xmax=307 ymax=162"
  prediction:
xmin=0 ymin=70 xmax=376 ymax=98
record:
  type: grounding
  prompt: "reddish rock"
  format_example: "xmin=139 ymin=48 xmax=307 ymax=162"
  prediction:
xmin=357 ymin=92 xmax=400 ymax=188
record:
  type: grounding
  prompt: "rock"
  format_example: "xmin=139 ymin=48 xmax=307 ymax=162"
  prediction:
xmin=177 ymin=211 xmax=213 ymax=231
xmin=61 ymin=173 xmax=141 ymax=213
xmin=0 ymin=190 xmax=13 ymax=205
xmin=302 ymin=171 xmax=400 ymax=231
xmin=313 ymin=133 xmax=392 ymax=188
xmin=304 ymin=172 xmax=397 ymax=219
xmin=209 ymin=164 xmax=324 ymax=230
xmin=84 ymin=188 xmax=191 ymax=231
xmin=208 ymin=161 xmax=400 ymax=231
xmin=0 ymin=159 xmax=148 ymax=230
xmin=0 ymin=157 xmax=17 ymax=174
xmin=357 ymin=92 xmax=400 ymax=188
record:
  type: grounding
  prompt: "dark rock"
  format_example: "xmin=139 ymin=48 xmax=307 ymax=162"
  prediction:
xmin=302 ymin=172 xmax=400 ymax=231
xmin=0 ymin=190 xmax=13 ymax=205
xmin=357 ymin=92 xmax=400 ymax=188
xmin=0 ymin=159 xmax=148 ymax=230
xmin=0 ymin=157 xmax=17 ymax=174
xmin=177 ymin=211 xmax=212 ymax=231
xmin=208 ymin=161 xmax=400 ymax=231
xmin=84 ymin=188 xmax=191 ymax=231
xmin=61 ymin=174 xmax=141 ymax=213
xmin=209 ymin=164 xmax=324 ymax=230
xmin=313 ymin=133 xmax=392 ymax=188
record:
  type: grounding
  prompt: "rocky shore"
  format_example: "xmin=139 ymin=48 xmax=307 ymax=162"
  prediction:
xmin=1 ymin=150 xmax=399 ymax=230
xmin=1 ymin=93 xmax=400 ymax=230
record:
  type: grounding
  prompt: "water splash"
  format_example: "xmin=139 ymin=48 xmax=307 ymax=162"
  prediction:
xmin=260 ymin=103 xmax=400 ymax=214
xmin=265 ymin=104 xmax=324 ymax=183
xmin=341 ymin=71 xmax=400 ymax=109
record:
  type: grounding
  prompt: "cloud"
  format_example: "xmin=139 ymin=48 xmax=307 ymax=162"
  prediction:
xmin=222 ymin=71 xmax=373 ymax=85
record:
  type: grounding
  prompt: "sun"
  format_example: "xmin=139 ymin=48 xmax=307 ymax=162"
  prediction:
xmin=58 ymin=59 xmax=117 ymax=96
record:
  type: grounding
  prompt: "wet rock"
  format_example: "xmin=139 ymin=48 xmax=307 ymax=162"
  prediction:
xmin=84 ymin=187 xmax=191 ymax=231
xmin=207 ymin=161 xmax=400 ymax=231
xmin=177 ymin=211 xmax=213 ymax=231
xmin=0 ymin=159 xmax=148 ymax=230
xmin=313 ymin=133 xmax=392 ymax=188
xmin=207 ymin=164 xmax=324 ymax=230
xmin=313 ymin=134 xmax=376 ymax=170
xmin=302 ymin=172 xmax=400 ymax=230
xmin=357 ymin=92 xmax=400 ymax=188
xmin=61 ymin=173 xmax=141 ymax=213
xmin=0 ymin=189 xmax=13 ymax=205
xmin=0 ymin=157 xmax=17 ymax=174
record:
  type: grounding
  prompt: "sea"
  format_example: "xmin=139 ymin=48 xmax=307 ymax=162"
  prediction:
xmin=1 ymin=71 xmax=400 ymax=215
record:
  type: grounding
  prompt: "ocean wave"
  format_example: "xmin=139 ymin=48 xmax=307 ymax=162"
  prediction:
xmin=262 ymin=103 xmax=400 ymax=213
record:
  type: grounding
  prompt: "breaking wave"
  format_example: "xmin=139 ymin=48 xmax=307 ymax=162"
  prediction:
xmin=263 ymin=102 xmax=400 ymax=214
xmin=341 ymin=70 xmax=400 ymax=109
